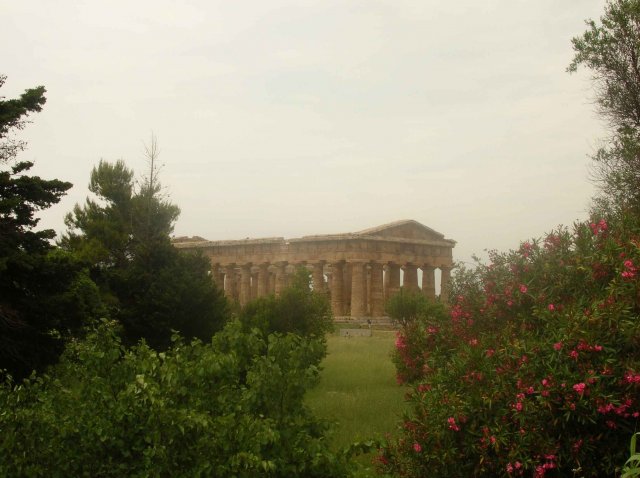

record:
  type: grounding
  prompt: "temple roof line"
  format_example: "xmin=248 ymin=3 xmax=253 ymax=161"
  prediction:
xmin=172 ymin=219 xmax=456 ymax=248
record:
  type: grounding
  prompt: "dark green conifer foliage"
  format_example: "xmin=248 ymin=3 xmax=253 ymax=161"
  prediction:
xmin=0 ymin=76 xmax=102 ymax=379
xmin=63 ymin=144 xmax=228 ymax=349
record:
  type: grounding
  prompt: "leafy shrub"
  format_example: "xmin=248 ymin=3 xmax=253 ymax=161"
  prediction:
xmin=385 ymin=288 xmax=431 ymax=328
xmin=0 ymin=319 xmax=351 ymax=477
xmin=387 ymin=290 xmax=449 ymax=384
xmin=623 ymin=433 xmax=640 ymax=478
xmin=378 ymin=210 xmax=640 ymax=477
xmin=239 ymin=268 xmax=333 ymax=339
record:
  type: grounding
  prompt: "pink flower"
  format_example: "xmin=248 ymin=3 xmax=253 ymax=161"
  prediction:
xmin=417 ymin=383 xmax=431 ymax=393
xmin=485 ymin=348 xmax=495 ymax=358
xmin=447 ymin=417 xmax=460 ymax=432
xmin=413 ymin=442 xmax=422 ymax=453
xmin=569 ymin=350 xmax=579 ymax=360
xmin=573 ymin=382 xmax=586 ymax=394
xmin=553 ymin=342 xmax=563 ymax=351
xmin=519 ymin=284 xmax=528 ymax=293
xmin=548 ymin=303 xmax=555 ymax=311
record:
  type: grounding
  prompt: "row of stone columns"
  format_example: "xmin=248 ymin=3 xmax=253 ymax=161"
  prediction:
xmin=212 ymin=261 xmax=451 ymax=317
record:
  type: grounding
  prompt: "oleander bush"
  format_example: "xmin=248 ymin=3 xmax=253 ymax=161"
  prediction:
xmin=378 ymin=209 xmax=640 ymax=477
xmin=0 ymin=319 xmax=351 ymax=477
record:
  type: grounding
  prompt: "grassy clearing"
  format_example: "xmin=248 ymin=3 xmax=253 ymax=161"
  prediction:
xmin=306 ymin=329 xmax=407 ymax=468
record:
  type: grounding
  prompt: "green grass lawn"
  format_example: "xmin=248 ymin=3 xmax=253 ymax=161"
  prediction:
xmin=306 ymin=329 xmax=408 ymax=473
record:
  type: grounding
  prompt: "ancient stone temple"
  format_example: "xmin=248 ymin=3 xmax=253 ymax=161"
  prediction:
xmin=173 ymin=219 xmax=455 ymax=318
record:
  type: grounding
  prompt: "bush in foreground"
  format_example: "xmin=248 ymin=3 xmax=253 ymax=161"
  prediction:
xmin=0 ymin=319 xmax=351 ymax=477
xmin=378 ymin=210 xmax=640 ymax=477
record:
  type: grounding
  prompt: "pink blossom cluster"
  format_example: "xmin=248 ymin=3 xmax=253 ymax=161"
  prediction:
xmin=622 ymin=259 xmax=637 ymax=279
xmin=520 ymin=241 xmax=533 ymax=258
xmin=417 ymin=383 xmax=431 ymax=393
xmin=447 ymin=416 xmax=460 ymax=432
xmin=576 ymin=340 xmax=603 ymax=352
xmin=596 ymin=398 xmax=638 ymax=418
xmin=533 ymin=455 xmax=557 ymax=478
xmin=395 ymin=332 xmax=406 ymax=350
xmin=572 ymin=382 xmax=586 ymax=395
xmin=544 ymin=233 xmax=561 ymax=249
xmin=589 ymin=219 xmax=608 ymax=235
xmin=505 ymin=461 xmax=523 ymax=475
xmin=624 ymin=371 xmax=640 ymax=384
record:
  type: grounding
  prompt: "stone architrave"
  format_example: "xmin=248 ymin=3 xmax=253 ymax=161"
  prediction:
xmin=330 ymin=262 xmax=345 ymax=316
xmin=350 ymin=261 xmax=367 ymax=317
xmin=422 ymin=265 xmax=436 ymax=300
xmin=370 ymin=262 xmax=385 ymax=316
xmin=173 ymin=219 xmax=456 ymax=315
xmin=403 ymin=264 xmax=418 ymax=292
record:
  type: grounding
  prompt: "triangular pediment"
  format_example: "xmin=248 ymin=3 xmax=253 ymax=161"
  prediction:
xmin=355 ymin=219 xmax=445 ymax=241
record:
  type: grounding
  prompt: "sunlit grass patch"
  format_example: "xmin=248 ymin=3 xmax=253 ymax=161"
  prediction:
xmin=306 ymin=330 xmax=407 ymax=474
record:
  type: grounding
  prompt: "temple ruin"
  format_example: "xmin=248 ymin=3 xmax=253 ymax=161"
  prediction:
xmin=173 ymin=219 xmax=455 ymax=317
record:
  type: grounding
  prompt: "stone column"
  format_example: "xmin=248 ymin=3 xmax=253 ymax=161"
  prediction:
xmin=275 ymin=262 xmax=288 ymax=297
xmin=239 ymin=264 xmax=252 ymax=306
xmin=210 ymin=262 xmax=223 ymax=286
xmin=343 ymin=263 xmax=352 ymax=314
xmin=257 ymin=263 xmax=270 ymax=297
xmin=251 ymin=271 xmax=258 ymax=300
xmin=330 ymin=262 xmax=344 ymax=316
xmin=224 ymin=264 xmax=236 ymax=301
xmin=312 ymin=262 xmax=325 ymax=293
xmin=350 ymin=261 xmax=367 ymax=317
xmin=386 ymin=262 xmax=401 ymax=299
xmin=440 ymin=266 xmax=452 ymax=303
xmin=403 ymin=263 xmax=419 ymax=292
xmin=370 ymin=262 xmax=385 ymax=317
xmin=269 ymin=271 xmax=276 ymax=294
xmin=422 ymin=265 xmax=436 ymax=300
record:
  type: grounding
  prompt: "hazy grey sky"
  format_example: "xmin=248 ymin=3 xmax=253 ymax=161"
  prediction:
xmin=3 ymin=0 xmax=607 ymax=265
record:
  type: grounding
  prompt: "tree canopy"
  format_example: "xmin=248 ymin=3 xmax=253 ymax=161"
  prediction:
xmin=62 ymin=153 xmax=227 ymax=349
xmin=0 ymin=76 xmax=103 ymax=379
xmin=569 ymin=0 xmax=640 ymax=210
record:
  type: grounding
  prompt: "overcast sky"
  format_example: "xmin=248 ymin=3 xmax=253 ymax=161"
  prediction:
xmin=3 ymin=0 xmax=608 ymax=266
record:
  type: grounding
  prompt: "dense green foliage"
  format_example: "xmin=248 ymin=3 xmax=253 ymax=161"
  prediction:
xmin=0 ymin=319 xmax=352 ymax=477
xmin=385 ymin=288 xmax=445 ymax=329
xmin=239 ymin=268 xmax=333 ymax=339
xmin=62 ymin=159 xmax=228 ymax=349
xmin=0 ymin=76 xmax=104 ymax=379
